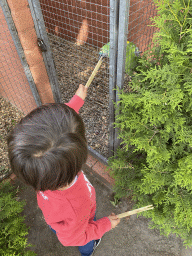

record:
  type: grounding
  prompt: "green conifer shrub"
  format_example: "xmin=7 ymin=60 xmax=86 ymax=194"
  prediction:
xmin=108 ymin=0 xmax=192 ymax=247
xmin=0 ymin=180 xmax=36 ymax=255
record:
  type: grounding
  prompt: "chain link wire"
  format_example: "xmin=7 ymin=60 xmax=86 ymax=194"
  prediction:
xmin=0 ymin=7 xmax=36 ymax=114
xmin=39 ymin=0 xmax=111 ymax=157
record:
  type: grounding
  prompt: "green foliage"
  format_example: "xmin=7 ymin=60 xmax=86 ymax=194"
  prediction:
xmin=0 ymin=180 xmax=36 ymax=255
xmin=108 ymin=0 xmax=192 ymax=247
xmin=125 ymin=41 xmax=140 ymax=76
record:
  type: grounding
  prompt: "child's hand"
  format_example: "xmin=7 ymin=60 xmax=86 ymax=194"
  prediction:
xmin=75 ymin=84 xmax=88 ymax=100
xmin=107 ymin=213 xmax=120 ymax=229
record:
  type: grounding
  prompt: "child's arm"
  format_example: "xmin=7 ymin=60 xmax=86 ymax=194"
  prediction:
xmin=75 ymin=84 xmax=88 ymax=100
xmin=107 ymin=212 xmax=120 ymax=228
xmin=65 ymin=84 xmax=88 ymax=113
xmin=56 ymin=215 xmax=112 ymax=246
xmin=75 ymin=214 xmax=120 ymax=245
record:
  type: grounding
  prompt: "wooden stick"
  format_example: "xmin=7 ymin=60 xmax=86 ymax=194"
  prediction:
xmin=117 ymin=205 xmax=154 ymax=219
xmin=85 ymin=56 xmax=104 ymax=88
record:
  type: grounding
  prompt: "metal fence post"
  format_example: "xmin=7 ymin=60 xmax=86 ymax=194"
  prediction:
xmin=114 ymin=0 xmax=130 ymax=152
xmin=27 ymin=0 xmax=62 ymax=103
xmin=0 ymin=0 xmax=42 ymax=107
xmin=109 ymin=0 xmax=120 ymax=157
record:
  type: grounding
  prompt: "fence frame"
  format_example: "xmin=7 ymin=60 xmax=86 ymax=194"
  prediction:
xmin=114 ymin=0 xmax=130 ymax=152
xmin=28 ymin=0 xmax=62 ymax=103
xmin=0 ymin=0 xmax=42 ymax=107
xmin=109 ymin=0 xmax=120 ymax=157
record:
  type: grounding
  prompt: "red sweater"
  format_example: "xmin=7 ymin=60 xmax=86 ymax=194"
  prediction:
xmin=36 ymin=95 xmax=111 ymax=246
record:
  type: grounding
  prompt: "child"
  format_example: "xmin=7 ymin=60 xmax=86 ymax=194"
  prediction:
xmin=7 ymin=84 xmax=120 ymax=256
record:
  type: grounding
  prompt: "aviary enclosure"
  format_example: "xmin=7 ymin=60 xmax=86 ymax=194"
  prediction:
xmin=0 ymin=0 xmax=156 ymax=162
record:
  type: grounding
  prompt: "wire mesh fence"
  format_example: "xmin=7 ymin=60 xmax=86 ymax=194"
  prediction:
xmin=35 ymin=0 xmax=157 ymax=158
xmin=115 ymin=0 xmax=157 ymax=101
xmin=0 ymin=6 xmax=36 ymax=114
xmin=128 ymin=0 xmax=157 ymax=53
xmin=38 ymin=0 xmax=111 ymax=158
xmin=0 ymin=6 xmax=26 ymax=180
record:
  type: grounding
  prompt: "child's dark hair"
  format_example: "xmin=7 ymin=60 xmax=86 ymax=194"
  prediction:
xmin=7 ymin=103 xmax=88 ymax=191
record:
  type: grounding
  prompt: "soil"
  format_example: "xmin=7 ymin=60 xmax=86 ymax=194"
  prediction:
xmin=48 ymin=34 xmax=130 ymax=159
xmin=0 ymin=96 xmax=24 ymax=180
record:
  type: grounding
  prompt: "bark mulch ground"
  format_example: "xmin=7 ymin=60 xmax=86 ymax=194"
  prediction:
xmin=48 ymin=34 xmax=110 ymax=158
xmin=48 ymin=34 xmax=131 ymax=159
xmin=0 ymin=96 xmax=24 ymax=181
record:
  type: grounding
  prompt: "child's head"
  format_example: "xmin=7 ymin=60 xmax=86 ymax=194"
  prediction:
xmin=7 ymin=103 xmax=88 ymax=191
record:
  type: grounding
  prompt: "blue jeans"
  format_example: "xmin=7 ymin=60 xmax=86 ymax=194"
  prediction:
xmin=49 ymin=215 xmax=96 ymax=256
